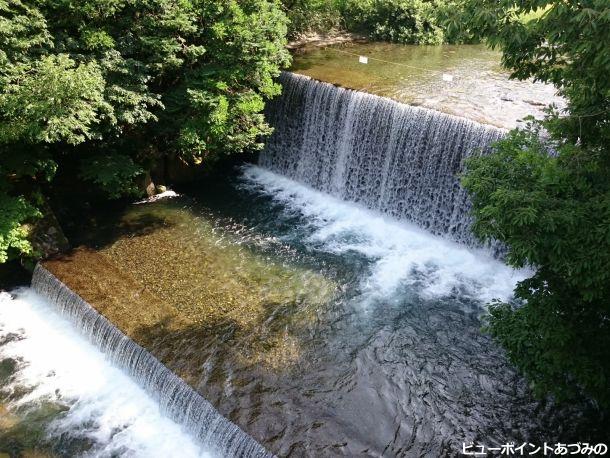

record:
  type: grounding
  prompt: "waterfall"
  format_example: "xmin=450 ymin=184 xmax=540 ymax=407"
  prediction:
xmin=260 ymin=72 xmax=504 ymax=247
xmin=31 ymin=264 xmax=273 ymax=458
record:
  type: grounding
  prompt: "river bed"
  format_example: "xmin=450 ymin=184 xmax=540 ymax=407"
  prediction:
xmin=36 ymin=166 xmax=604 ymax=456
xmin=291 ymin=43 xmax=564 ymax=128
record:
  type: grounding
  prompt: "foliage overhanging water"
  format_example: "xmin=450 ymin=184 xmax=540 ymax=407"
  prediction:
xmin=31 ymin=164 xmax=604 ymax=456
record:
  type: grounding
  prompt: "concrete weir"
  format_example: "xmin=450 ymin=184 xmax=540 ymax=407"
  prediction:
xmin=32 ymin=261 xmax=273 ymax=458
xmin=30 ymin=75 xmax=551 ymax=455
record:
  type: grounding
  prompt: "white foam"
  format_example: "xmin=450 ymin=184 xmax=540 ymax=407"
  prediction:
xmin=134 ymin=190 xmax=179 ymax=204
xmin=0 ymin=290 xmax=213 ymax=458
xmin=241 ymin=165 xmax=527 ymax=303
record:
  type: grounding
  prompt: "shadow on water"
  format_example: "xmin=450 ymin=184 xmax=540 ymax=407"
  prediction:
xmin=129 ymin=295 xmax=306 ymax=393
xmin=42 ymin=164 xmax=609 ymax=456
xmin=126 ymin=279 xmax=609 ymax=456
xmin=67 ymin=209 xmax=176 ymax=251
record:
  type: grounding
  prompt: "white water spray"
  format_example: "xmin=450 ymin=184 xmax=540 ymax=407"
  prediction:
xmin=27 ymin=266 xmax=273 ymax=458
xmin=0 ymin=289 xmax=212 ymax=457
xmin=260 ymin=72 xmax=505 ymax=250
xmin=242 ymin=166 xmax=526 ymax=303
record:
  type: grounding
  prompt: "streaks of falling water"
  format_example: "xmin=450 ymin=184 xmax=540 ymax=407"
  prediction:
xmin=30 ymin=264 xmax=273 ymax=458
xmin=0 ymin=289 xmax=212 ymax=457
xmin=260 ymin=72 xmax=504 ymax=249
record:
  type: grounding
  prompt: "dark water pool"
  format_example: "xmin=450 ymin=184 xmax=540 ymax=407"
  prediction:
xmin=55 ymin=165 xmax=606 ymax=456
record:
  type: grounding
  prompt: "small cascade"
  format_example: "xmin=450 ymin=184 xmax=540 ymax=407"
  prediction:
xmin=31 ymin=264 xmax=272 ymax=458
xmin=260 ymin=72 xmax=505 ymax=247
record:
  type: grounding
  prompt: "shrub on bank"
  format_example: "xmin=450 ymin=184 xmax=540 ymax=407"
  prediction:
xmin=284 ymin=0 xmax=475 ymax=44
xmin=460 ymin=0 xmax=610 ymax=407
xmin=0 ymin=0 xmax=290 ymax=266
xmin=342 ymin=0 xmax=445 ymax=45
xmin=284 ymin=0 xmax=345 ymax=39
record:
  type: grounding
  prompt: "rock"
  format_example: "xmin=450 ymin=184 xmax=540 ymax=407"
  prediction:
xmin=136 ymin=171 xmax=156 ymax=197
xmin=287 ymin=32 xmax=366 ymax=51
xmin=146 ymin=182 xmax=156 ymax=197
xmin=155 ymin=184 xmax=167 ymax=194
xmin=30 ymin=201 xmax=69 ymax=260
xmin=524 ymin=99 xmax=546 ymax=107
xmin=138 ymin=171 xmax=156 ymax=197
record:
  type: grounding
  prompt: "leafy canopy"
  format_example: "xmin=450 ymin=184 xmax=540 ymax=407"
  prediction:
xmin=0 ymin=55 xmax=111 ymax=145
xmin=281 ymin=0 xmax=475 ymax=44
xmin=0 ymin=0 xmax=290 ymax=263
xmin=460 ymin=0 xmax=610 ymax=406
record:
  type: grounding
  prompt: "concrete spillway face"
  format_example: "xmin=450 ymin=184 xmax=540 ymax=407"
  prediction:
xmin=260 ymin=71 xmax=505 ymax=251
xmin=31 ymin=264 xmax=274 ymax=458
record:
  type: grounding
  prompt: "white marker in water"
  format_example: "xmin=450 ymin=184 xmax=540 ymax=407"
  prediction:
xmin=359 ymin=56 xmax=368 ymax=64
xmin=442 ymin=73 xmax=454 ymax=82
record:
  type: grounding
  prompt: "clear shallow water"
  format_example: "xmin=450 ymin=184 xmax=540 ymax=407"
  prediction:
xmin=0 ymin=290 xmax=213 ymax=458
xmin=291 ymin=43 xmax=564 ymax=128
xmin=135 ymin=166 xmax=599 ymax=456
xmin=60 ymin=165 xmax=600 ymax=456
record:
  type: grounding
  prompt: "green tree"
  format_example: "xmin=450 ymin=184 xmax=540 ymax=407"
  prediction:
xmin=282 ymin=0 xmax=344 ymax=39
xmin=342 ymin=0 xmax=445 ymax=44
xmin=460 ymin=0 xmax=610 ymax=406
xmin=280 ymin=0 xmax=474 ymax=44
xmin=0 ymin=0 xmax=289 ymax=264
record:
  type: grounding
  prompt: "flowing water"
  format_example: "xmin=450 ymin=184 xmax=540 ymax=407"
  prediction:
xmin=5 ymin=46 xmax=601 ymax=456
xmin=29 ymin=265 xmax=272 ymax=458
xmin=34 ymin=164 xmax=603 ymax=456
xmin=262 ymin=72 xmax=502 ymax=250
xmin=0 ymin=289 xmax=213 ymax=457
xmin=291 ymin=43 xmax=564 ymax=129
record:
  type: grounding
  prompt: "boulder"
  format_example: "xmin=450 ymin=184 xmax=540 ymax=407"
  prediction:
xmin=30 ymin=201 xmax=69 ymax=259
